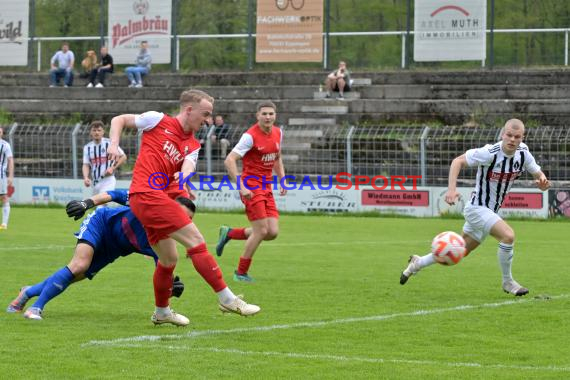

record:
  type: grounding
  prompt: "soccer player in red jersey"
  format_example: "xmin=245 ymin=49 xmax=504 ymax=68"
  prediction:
xmin=216 ymin=101 xmax=287 ymax=282
xmin=107 ymin=89 xmax=260 ymax=326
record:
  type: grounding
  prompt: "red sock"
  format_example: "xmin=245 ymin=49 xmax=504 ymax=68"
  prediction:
xmin=228 ymin=228 xmax=247 ymax=240
xmin=154 ymin=261 xmax=175 ymax=308
xmin=237 ymin=257 xmax=252 ymax=275
xmin=186 ymin=243 xmax=227 ymax=292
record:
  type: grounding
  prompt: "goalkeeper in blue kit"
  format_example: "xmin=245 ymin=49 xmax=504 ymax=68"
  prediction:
xmin=6 ymin=189 xmax=194 ymax=321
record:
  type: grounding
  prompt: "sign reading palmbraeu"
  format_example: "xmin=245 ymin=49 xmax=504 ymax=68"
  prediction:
xmin=0 ymin=0 xmax=29 ymax=66
xmin=256 ymin=0 xmax=323 ymax=62
xmin=414 ymin=0 xmax=486 ymax=62
xmin=108 ymin=0 xmax=171 ymax=64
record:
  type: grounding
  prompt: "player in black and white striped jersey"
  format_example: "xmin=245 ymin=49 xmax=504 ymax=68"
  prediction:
xmin=0 ymin=126 xmax=14 ymax=230
xmin=400 ymin=119 xmax=551 ymax=296
xmin=82 ymin=121 xmax=127 ymax=197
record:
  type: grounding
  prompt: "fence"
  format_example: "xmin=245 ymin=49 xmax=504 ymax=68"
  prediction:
xmin=2 ymin=123 xmax=569 ymax=188
xmin=28 ymin=27 xmax=570 ymax=73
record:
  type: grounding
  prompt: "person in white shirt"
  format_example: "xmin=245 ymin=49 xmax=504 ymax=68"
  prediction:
xmin=49 ymin=42 xmax=75 ymax=87
xmin=0 ymin=126 xmax=14 ymax=230
xmin=400 ymin=119 xmax=551 ymax=296
xmin=83 ymin=121 xmax=127 ymax=197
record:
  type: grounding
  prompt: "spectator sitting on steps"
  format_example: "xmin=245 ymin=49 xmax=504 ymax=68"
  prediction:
xmin=125 ymin=41 xmax=151 ymax=88
xmin=325 ymin=61 xmax=352 ymax=99
xmin=49 ymin=42 xmax=75 ymax=87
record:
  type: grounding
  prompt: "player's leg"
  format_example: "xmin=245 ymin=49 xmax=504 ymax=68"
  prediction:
xmin=93 ymin=177 xmax=116 ymax=207
xmin=489 ymin=220 xmax=528 ymax=296
xmin=168 ymin=223 xmax=260 ymax=316
xmin=1 ymin=190 xmax=10 ymax=229
xmin=400 ymin=215 xmax=482 ymax=285
xmin=234 ymin=218 xmax=271 ymax=282
xmin=22 ymin=243 xmax=94 ymax=320
xmin=215 ymin=225 xmax=251 ymax=257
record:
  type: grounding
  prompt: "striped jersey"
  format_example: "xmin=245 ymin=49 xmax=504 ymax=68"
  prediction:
xmin=0 ymin=139 xmax=13 ymax=179
xmin=466 ymin=141 xmax=541 ymax=212
xmin=83 ymin=137 xmax=124 ymax=184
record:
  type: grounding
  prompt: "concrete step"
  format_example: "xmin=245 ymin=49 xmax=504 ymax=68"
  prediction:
xmin=282 ymin=142 xmax=312 ymax=149
xmin=284 ymin=129 xmax=324 ymax=138
xmin=288 ymin=118 xmax=336 ymax=126
xmin=300 ymin=105 xmax=349 ymax=114
xmin=351 ymin=78 xmax=372 ymax=86
xmin=313 ymin=91 xmax=361 ymax=100
xmin=4 ymin=83 xmax=570 ymax=101
xmin=282 ymin=154 xmax=299 ymax=162
xmin=4 ymin=69 xmax=570 ymax=87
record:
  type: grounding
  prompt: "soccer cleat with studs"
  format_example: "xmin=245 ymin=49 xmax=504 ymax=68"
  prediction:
xmin=216 ymin=226 xmax=231 ymax=257
xmin=400 ymin=255 xmax=421 ymax=285
xmin=23 ymin=307 xmax=43 ymax=320
xmin=219 ymin=295 xmax=260 ymax=316
xmin=151 ymin=310 xmax=190 ymax=326
xmin=7 ymin=286 xmax=31 ymax=313
xmin=502 ymin=279 xmax=529 ymax=296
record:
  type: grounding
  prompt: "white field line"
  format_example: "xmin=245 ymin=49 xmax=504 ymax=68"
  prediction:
xmin=83 ymin=294 xmax=569 ymax=347
xmin=0 ymin=244 xmax=75 ymax=251
xmin=111 ymin=345 xmax=570 ymax=373
xmin=0 ymin=240 xmax=418 ymax=252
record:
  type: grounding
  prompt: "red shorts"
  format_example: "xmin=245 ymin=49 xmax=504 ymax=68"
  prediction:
xmin=242 ymin=191 xmax=279 ymax=221
xmin=130 ymin=191 xmax=193 ymax=245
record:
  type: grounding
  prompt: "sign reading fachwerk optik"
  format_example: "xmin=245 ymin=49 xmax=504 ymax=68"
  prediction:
xmin=256 ymin=0 xmax=324 ymax=62
xmin=0 ymin=0 xmax=29 ymax=66
xmin=109 ymin=0 xmax=171 ymax=64
xmin=414 ymin=0 xmax=486 ymax=61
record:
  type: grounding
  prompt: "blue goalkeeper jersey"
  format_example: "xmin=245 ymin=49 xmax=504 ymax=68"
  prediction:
xmin=75 ymin=190 xmax=157 ymax=260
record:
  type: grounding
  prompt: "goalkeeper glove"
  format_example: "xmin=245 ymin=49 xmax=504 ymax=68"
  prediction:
xmin=66 ymin=199 xmax=96 ymax=220
xmin=172 ymin=275 xmax=185 ymax=298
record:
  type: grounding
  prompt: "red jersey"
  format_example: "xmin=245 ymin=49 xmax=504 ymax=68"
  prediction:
xmin=130 ymin=111 xmax=201 ymax=194
xmin=232 ymin=123 xmax=282 ymax=191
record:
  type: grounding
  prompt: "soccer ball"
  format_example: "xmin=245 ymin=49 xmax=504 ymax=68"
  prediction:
xmin=431 ymin=231 xmax=466 ymax=266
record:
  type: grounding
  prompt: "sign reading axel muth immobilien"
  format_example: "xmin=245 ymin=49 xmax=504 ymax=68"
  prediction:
xmin=414 ymin=0 xmax=486 ymax=62
xmin=109 ymin=0 xmax=171 ymax=64
xmin=256 ymin=0 xmax=323 ymax=62
xmin=0 ymin=0 xmax=29 ymax=66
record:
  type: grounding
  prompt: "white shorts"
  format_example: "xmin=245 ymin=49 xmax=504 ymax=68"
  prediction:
xmin=462 ymin=205 xmax=502 ymax=243
xmin=0 ymin=177 xmax=7 ymax=195
xmin=92 ymin=176 xmax=117 ymax=196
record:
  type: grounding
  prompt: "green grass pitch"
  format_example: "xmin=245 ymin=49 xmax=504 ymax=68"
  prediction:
xmin=1 ymin=208 xmax=569 ymax=379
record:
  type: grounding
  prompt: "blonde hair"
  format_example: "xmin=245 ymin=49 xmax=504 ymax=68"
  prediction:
xmin=179 ymin=89 xmax=214 ymax=108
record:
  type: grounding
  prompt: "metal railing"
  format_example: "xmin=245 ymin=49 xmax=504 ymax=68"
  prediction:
xmin=29 ymin=27 xmax=570 ymax=72
xmin=2 ymin=122 xmax=569 ymax=188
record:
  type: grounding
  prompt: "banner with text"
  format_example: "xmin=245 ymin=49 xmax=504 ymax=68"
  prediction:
xmin=414 ymin=0 xmax=486 ymax=61
xmin=256 ymin=0 xmax=323 ymax=62
xmin=10 ymin=178 xmax=548 ymax=219
xmin=109 ymin=0 xmax=171 ymax=64
xmin=0 ymin=1 xmax=29 ymax=66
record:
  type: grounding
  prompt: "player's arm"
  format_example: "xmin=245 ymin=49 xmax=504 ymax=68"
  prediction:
xmin=7 ymin=156 xmax=14 ymax=186
xmin=532 ymin=170 xmax=550 ymax=191
xmin=224 ymin=151 xmax=242 ymax=184
xmin=65 ymin=190 xmax=129 ymax=220
xmin=225 ymin=151 xmax=252 ymax=199
xmin=273 ymin=155 xmax=287 ymax=196
xmin=113 ymin=152 xmax=127 ymax=169
xmin=108 ymin=114 xmax=137 ymax=161
xmin=445 ymin=154 xmax=468 ymax=205
xmin=175 ymin=156 xmax=197 ymax=199
xmin=82 ymin=163 xmax=91 ymax=186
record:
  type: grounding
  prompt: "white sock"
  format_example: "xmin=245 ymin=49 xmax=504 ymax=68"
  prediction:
xmin=418 ymin=253 xmax=436 ymax=268
xmin=217 ymin=287 xmax=236 ymax=305
xmin=155 ymin=306 xmax=171 ymax=316
xmin=497 ymin=242 xmax=514 ymax=282
xmin=2 ymin=202 xmax=10 ymax=225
